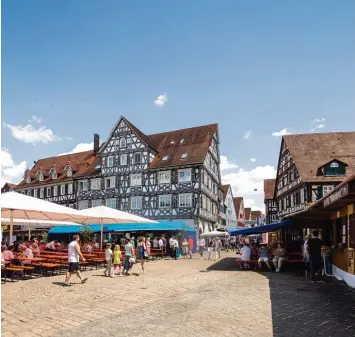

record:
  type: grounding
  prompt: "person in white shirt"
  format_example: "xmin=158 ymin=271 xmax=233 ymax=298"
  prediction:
xmin=236 ymin=243 xmax=251 ymax=269
xmin=104 ymin=243 xmax=113 ymax=277
xmin=46 ymin=241 xmax=57 ymax=251
xmin=21 ymin=244 xmax=33 ymax=265
xmin=198 ymin=237 xmax=205 ymax=259
xmin=64 ymin=235 xmax=87 ymax=286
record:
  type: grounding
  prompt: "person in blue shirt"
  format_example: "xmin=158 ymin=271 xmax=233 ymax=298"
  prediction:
xmin=258 ymin=243 xmax=272 ymax=270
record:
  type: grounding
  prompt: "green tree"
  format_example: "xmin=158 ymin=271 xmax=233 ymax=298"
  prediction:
xmin=79 ymin=224 xmax=94 ymax=243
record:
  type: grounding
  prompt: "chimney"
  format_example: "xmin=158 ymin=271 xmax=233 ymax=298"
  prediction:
xmin=94 ymin=134 xmax=100 ymax=155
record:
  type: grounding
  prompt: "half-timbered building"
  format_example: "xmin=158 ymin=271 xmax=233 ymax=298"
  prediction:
xmin=221 ymin=185 xmax=237 ymax=229
xmin=264 ymin=179 xmax=278 ymax=224
xmin=274 ymin=132 xmax=355 ymax=220
xmin=1 ymin=183 xmax=17 ymax=193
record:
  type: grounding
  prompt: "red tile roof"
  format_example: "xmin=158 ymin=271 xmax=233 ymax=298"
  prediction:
xmin=245 ymin=207 xmax=251 ymax=220
xmin=264 ymin=179 xmax=276 ymax=200
xmin=251 ymin=210 xmax=262 ymax=221
xmin=221 ymin=185 xmax=230 ymax=201
xmin=233 ymin=197 xmax=243 ymax=216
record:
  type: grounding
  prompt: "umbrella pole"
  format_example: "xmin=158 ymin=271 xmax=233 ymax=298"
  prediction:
xmin=9 ymin=209 xmax=14 ymax=245
xmin=100 ymin=218 xmax=103 ymax=250
xmin=29 ymin=226 xmax=31 ymax=241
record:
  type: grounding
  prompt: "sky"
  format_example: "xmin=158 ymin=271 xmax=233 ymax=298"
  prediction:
xmin=1 ymin=0 xmax=355 ymax=211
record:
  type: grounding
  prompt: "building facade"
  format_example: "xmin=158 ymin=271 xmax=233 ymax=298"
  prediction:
xmin=221 ymin=185 xmax=237 ymax=229
xmin=233 ymin=197 xmax=245 ymax=224
xmin=274 ymin=132 xmax=355 ymax=220
xmin=264 ymin=179 xmax=278 ymax=224
xmin=9 ymin=116 xmax=223 ymax=234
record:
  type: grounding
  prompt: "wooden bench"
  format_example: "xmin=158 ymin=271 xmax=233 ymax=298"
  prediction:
xmin=236 ymin=258 xmax=305 ymax=270
xmin=1 ymin=266 xmax=25 ymax=282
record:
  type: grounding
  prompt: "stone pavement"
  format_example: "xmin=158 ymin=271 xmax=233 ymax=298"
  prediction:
xmin=2 ymin=253 xmax=355 ymax=337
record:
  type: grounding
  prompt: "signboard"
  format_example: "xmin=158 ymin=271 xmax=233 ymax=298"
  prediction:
xmin=323 ymin=184 xmax=349 ymax=208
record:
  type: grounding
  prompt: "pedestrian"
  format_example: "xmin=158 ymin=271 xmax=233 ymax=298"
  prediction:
xmin=207 ymin=238 xmax=214 ymax=260
xmin=146 ymin=237 xmax=151 ymax=257
xmin=64 ymin=235 xmax=87 ymax=286
xmin=181 ymin=238 xmax=188 ymax=259
xmin=307 ymin=230 xmax=324 ymax=283
xmin=303 ymin=235 xmax=310 ymax=277
xmin=112 ymin=244 xmax=123 ymax=276
xmin=161 ymin=235 xmax=167 ymax=257
xmin=188 ymin=236 xmax=194 ymax=259
xmin=214 ymin=237 xmax=222 ymax=261
xmin=104 ymin=243 xmax=113 ymax=277
xmin=153 ymin=237 xmax=159 ymax=249
xmin=123 ymin=238 xmax=134 ymax=275
xmin=198 ymin=236 xmax=205 ymax=259
xmin=137 ymin=237 xmax=147 ymax=274
xmin=169 ymin=236 xmax=175 ymax=259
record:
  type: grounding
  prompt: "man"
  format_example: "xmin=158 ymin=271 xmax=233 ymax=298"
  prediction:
xmin=207 ymin=238 xmax=214 ymax=260
xmin=214 ymin=237 xmax=222 ymax=261
xmin=161 ymin=235 xmax=167 ymax=256
xmin=21 ymin=243 xmax=33 ymax=265
xmin=198 ymin=236 xmax=205 ymax=259
xmin=236 ymin=242 xmax=251 ymax=269
xmin=188 ymin=236 xmax=194 ymax=259
xmin=64 ymin=235 xmax=87 ymax=286
xmin=153 ymin=237 xmax=159 ymax=249
xmin=272 ymin=243 xmax=288 ymax=272
xmin=307 ymin=230 xmax=324 ymax=282
xmin=258 ymin=243 xmax=271 ymax=270
xmin=46 ymin=240 xmax=57 ymax=251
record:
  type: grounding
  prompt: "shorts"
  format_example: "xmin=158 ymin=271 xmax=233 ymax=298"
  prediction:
xmin=68 ymin=262 xmax=79 ymax=272
xmin=114 ymin=263 xmax=122 ymax=268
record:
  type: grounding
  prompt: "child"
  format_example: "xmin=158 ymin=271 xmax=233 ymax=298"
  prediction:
xmin=104 ymin=243 xmax=113 ymax=277
xmin=113 ymin=244 xmax=123 ymax=276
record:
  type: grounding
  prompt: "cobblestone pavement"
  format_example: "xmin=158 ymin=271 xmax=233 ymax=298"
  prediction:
xmin=2 ymin=253 xmax=355 ymax=337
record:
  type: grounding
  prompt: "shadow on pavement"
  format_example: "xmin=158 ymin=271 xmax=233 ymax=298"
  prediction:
xmin=208 ymin=258 xmax=355 ymax=336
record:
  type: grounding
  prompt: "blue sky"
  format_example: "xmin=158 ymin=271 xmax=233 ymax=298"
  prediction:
xmin=2 ymin=0 xmax=355 ymax=210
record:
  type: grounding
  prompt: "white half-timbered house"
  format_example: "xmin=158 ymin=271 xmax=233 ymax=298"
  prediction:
xmin=274 ymin=132 xmax=355 ymax=220
xmin=264 ymin=179 xmax=278 ymax=224
xmin=221 ymin=185 xmax=237 ymax=229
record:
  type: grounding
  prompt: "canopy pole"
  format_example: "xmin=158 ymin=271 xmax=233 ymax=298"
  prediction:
xmin=28 ymin=226 xmax=31 ymax=241
xmin=9 ymin=210 xmax=14 ymax=245
xmin=100 ymin=218 xmax=103 ymax=250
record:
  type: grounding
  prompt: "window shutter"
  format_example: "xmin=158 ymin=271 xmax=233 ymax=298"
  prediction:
xmin=317 ymin=186 xmax=323 ymax=199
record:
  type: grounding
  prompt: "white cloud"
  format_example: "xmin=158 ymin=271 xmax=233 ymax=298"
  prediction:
xmin=244 ymin=130 xmax=252 ymax=139
xmin=154 ymin=93 xmax=168 ymax=106
xmin=220 ymin=155 xmax=238 ymax=171
xmin=272 ymin=128 xmax=291 ymax=137
xmin=311 ymin=118 xmax=326 ymax=123
xmin=3 ymin=122 xmax=59 ymax=144
xmin=57 ymin=142 xmax=94 ymax=156
xmin=250 ymin=158 xmax=256 ymax=162
xmin=0 ymin=148 xmax=27 ymax=187
xmin=316 ymin=124 xmax=325 ymax=129
xmin=222 ymin=159 xmax=276 ymax=211
xmin=29 ymin=115 xmax=42 ymax=124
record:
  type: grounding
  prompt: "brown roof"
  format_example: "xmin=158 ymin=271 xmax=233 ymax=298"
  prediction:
xmin=264 ymin=179 xmax=276 ymax=200
xmin=283 ymin=132 xmax=355 ymax=183
xmin=251 ymin=210 xmax=262 ymax=221
xmin=221 ymin=185 xmax=230 ymax=200
xmin=147 ymin=122 xmax=218 ymax=169
xmin=233 ymin=197 xmax=243 ymax=216
xmin=1 ymin=182 xmax=17 ymax=192
xmin=16 ymin=150 xmax=99 ymax=188
xmin=245 ymin=207 xmax=251 ymax=220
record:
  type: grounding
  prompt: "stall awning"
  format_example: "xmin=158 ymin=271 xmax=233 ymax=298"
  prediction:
xmin=48 ymin=221 xmax=196 ymax=234
xmin=229 ymin=220 xmax=293 ymax=236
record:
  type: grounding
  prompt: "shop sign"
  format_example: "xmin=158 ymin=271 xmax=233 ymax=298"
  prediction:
xmin=323 ymin=184 xmax=349 ymax=208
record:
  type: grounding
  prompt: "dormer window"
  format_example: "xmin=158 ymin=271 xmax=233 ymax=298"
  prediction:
xmin=181 ymin=153 xmax=188 ymax=159
xmin=323 ymin=161 xmax=346 ymax=176
xmin=49 ymin=168 xmax=57 ymax=180
xmin=180 ymin=138 xmax=185 ymax=144
xmin=120 ymin=138 xmax=126 ymax=148
xmin=169 ymin=141 xmax=175 ymax=146
xmin=36 ymin=171 xmax=44 ymax=182
xmin=26 ymin=175 xmax=31 ymax=184
xmin=64 ymin=165 xmax=72 ymax=177
xmin=162 ymin=155 xmax=169 ymax=161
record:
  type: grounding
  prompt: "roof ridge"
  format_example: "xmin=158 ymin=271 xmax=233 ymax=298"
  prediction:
xmin=147 ymin=123 xmax=218 ymax=137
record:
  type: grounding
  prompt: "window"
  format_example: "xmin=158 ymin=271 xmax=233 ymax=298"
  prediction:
xmin=180 ymin=138 xmax=185 ymax=144
xmin=106 ymin=198 xmax=117 ymax=209
xmin=47 ymin=187 xmax=51 ymax=197
xmin=107 ymin=156 xmax=114 ymax=167
xmin=26 ymin=176 xmax=31 ymax=184
xmin=52 ymin=172 xmax=57 ymax=180
xmin=61 ymin=185 xmax=66 ymax=195
xmin=169 ymin=141 xmax=175 ymax=145
xmin=134 ymin=153 xmax=142 ymax=164
xmin=53 ymin=186 xmax=58 ymax=196
xmin=120 ymin=138 xmax=126 ymax=148
xmin=180 ymin=153 xmax=188 ymax=159
xmin=178 ymin=169 xmax=191 ymax=182
xmin=202 ymin=195 xmax=206 ymax=209
xmin=324 ymin=162 xmax=346 ymax=176
xmin=68 ymin=183 xmax=73 ymax=194
xmin=179 ymin=193 xmax=192 ymax=207
xmin=162 ymin=155 xmax=169 ymax=161
xmin=27 ymin=190 xmax=31 ymax=196
xmin=38 ymin=173 xmax=43 ymax=182
xmin=131 ymin=196 xmax=142 ymax=209
xmin=131 ymin=173 xmax=142 ymax=186
xmin=158 ymin=171 xmax=171 ymax=184
xmin=79 ymin=180 xmax=88 ymax=191
xmin=323 ymin=185 xmax=334 ymax=196
xmin=91 ymin=179 xmax=101 ymax=190
xmin=40 ymin=189 xmax=44 ymax=198
xmin=121 ymin=154 xmax=128 ymax=166
xmin=105 ymin=176 xmax=116 ymax=188
xmin=67 ymin=168 xmax=72 ymax=177
xmin=78 ymin=200 xmax=89 ymax=210
xmin=300 ymin=188 xmax=305 ymax=203
xmin=159 ymin=195 xmax=171 ymax=208
xmin=92 ymin=199 xmax=102 ymax=207
xmin=34 ymin=189 xmax=38 ymax=198
xmin=21 ymin=191 xmax=25 ymax=195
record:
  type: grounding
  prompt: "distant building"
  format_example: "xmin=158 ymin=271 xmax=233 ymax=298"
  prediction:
xmin=221 ymin=184 xmax=237 ymax=229
xmin=264 ymin=179 xmax=278 ymax=224
xmin=233 ymin=197 xmax=245 ymax=223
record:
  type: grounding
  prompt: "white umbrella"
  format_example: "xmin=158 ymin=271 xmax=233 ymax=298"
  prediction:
xmin=80 ymin=206 xmax=157 ymax=249
xmin=0 ymin=192 xmax=104 ymax=244
xmin=200 ymin=231 xmax=230 ymax=238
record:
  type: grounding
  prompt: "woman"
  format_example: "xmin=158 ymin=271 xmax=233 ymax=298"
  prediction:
xmin=302 ymin=235 xmax=310 ymax=277
xmin=123 ymin=238 xmax=134 ymax=275
xmin=31 ymin=243 xmax=41 ymax=257
xmin=181 ymin=238 xmax=189 ymax=259
xmin=207 ymin=238 xmax=214 ymax=260
xmin=146 ymin=237 xmax=151 ymax=258
xmin=137 ymin=237 xmax=147 ymax=274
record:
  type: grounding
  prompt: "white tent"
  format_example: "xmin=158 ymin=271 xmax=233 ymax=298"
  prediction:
xmin=80 ymin=206 xmax=157 ymax=248
xmin=0 ymin=192 xmax=104 ymax=244
xmin=200 ymin=231 xmax=230 ymax=238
